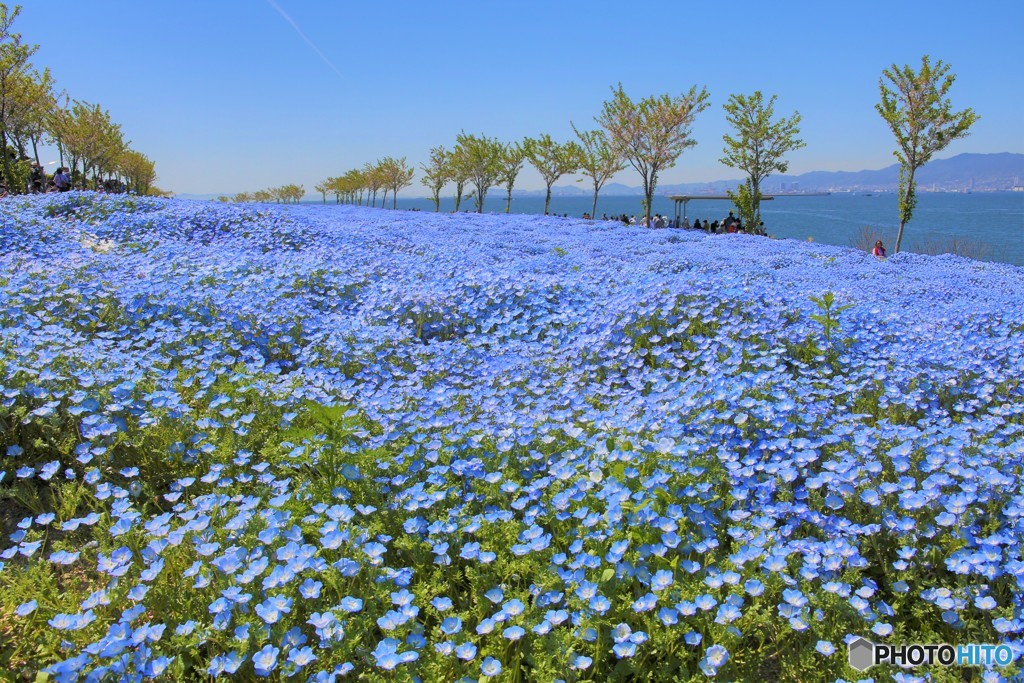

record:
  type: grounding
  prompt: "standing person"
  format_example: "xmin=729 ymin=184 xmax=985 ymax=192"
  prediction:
xmin=872 ymin=240 xmax=886 ymax=257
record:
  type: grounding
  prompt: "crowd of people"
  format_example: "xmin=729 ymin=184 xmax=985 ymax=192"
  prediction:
xmin=0 ymin=162 xmax=75 ymax=197
xmin=587 ymin=210 xmax=768 ymax=236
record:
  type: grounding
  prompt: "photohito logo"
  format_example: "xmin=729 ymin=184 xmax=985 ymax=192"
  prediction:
xmin=848 ymin=637 xmax=1015 ymax=671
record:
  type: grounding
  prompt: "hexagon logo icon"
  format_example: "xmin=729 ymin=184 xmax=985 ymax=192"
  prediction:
xmin=848 ymin=637 xmax=875 ymax=671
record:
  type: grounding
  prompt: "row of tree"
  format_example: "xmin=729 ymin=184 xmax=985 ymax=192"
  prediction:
xmin=0 ymin=4 xmax=161 ymax=194
xmin=302 ymin=58 xmax=976 ymax=254
xmin=309 ymin=86 xmax=797 ymax=232
xmin=222 ymin=184 xmax=305 ymax=204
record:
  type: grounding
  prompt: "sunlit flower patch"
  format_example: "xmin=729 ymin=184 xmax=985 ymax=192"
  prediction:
xmin=1 ymin=193 xmax=1022 ymax=681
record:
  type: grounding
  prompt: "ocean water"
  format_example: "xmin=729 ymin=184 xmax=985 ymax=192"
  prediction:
xmin=309 ymin=192 xmax=1024 ymax=266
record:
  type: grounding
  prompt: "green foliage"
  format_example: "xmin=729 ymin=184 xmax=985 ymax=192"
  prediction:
xmin=728 ymin=179 xmax=761 ymax=233
xmin=571 ymin=122 xmax=625 ymax=218
xmin=597 ymin=83 xmax=710 ymax=225
xmin=419 ymin=145 xmax=450 ymax=212
xmin=876 ymin=56 xmax=978 ymax=252
xmin=454 ymin=132 xmax=504 ymax=213
xmin=523 ymin=134 xmax=583 ymax=215
xmin=721 ymin=91 xmax=804 ymax=233
xmin=497 ymin=141 xmax=526 ymax=214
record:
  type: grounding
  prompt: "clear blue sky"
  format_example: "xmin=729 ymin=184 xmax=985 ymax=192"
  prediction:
xmin=17 ymin=0 xmax=1024 ymax=196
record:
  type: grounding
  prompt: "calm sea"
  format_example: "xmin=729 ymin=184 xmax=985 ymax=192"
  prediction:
xmin=306 ymin=192 xmax=1024 ymax=266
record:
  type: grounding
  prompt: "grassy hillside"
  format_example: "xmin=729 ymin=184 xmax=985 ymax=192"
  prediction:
xmin=1 ymin=194 xmax=1022 ymax=682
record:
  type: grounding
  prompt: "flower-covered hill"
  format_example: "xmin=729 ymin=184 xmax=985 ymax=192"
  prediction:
xmin=1 ymin=193 xmax=1022 ymax=682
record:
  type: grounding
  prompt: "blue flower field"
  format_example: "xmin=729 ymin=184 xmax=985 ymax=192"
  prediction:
xmin=1 ymin=193 xmax=1022 ymax=682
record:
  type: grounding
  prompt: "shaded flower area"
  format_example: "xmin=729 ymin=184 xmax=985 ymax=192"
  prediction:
xmin=1 ymin=192 xmax=1022 ymax=682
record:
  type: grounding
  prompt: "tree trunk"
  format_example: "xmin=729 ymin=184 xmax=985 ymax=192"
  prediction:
xmin=591 ymin=183 xmax=599 ymax=219
xmin=477 ymin=188 xmax=485 ymax=213
xmin=393 ymin=189 xmax=397 ymax=210
xmin=0 ymin=128 xmax=12 ymax=191
xmin=505 ymin=188 xmax=512 ymax=213
xmin=894 ymin=167 xmax=915 ymax=253
xmin=544 ymin=185 xmax=552 ymax=215
xmin=643 ymin=171 xmax=654 ymax=226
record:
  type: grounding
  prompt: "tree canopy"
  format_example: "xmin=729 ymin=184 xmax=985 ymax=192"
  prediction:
xmin=877 ymin=56 xmax=978 ymax=253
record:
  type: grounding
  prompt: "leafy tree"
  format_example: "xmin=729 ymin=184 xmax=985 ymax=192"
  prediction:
xmin=455 ymin=132 xmax=503 ymax=213
xmin=876 ymin=56 xmax=978 ymax=253
xmin=598 ymin=83 xmax=710 ymax=226
xmin=448 ymin=144 xmax=471 ymax=212
xmin=523 ymin=134 xmax=582 ymax=215
xmin=0 ymin=4 xmax=37 ymax=188
xmin=118 ymin=149 xmax=156 ymax=194
xmin=314 ymin=180 xmax=329 ymax=204
xmin=419 ymin=145 xmax=450 ymax=212
xmin=8 ymin=66 xmax=54 ymax=166
xmin=720 ymin=91 xmax=804 ymax=233
xmin=497 ymin=141 xmax=526 ymax=214
xmin=345 ymin=169 xmax=366 ymax=204
xmin=56 ymin=101 xmax=125 ymax=189
xmin=233 ymin=192 xmax=252 ymax=203
xmin=572 ymin=123 xmax=624 ymax=219
xmin=363 ymin=161 xmax=383 ymax=207
xmin=379 ymin=156 xmax=414 ymax=209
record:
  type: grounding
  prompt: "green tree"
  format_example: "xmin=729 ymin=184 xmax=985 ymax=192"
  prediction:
xmin=379 ymin=156 xmax=414 ymax=209
xmin=720 ymin=91 xmax=804 ymax=233
xmin=0 ymin=4 xmax=37 ymax=189
xmin=118 ymin=149 xmax=156 ymax=194
xmin=598 ymin=83 xmax=710 ymax=226
xmin=56 ymin=101 xmax=125 ymax=189
xmin=8 ymin=66 xmax=54 ymax=166
xmin=420 ymin=145 xmax=450 ymax=212
xmin=497 ymin=141 xmax=525 ymax=214
xmin=876 ymin=56 xmax=978 ymax=253
xmin=314 ymin=180 xmax=329 ymax=204
xmin=523 ymin=134 xmax=582 ymax=215
xmin=572 ymin=123 xmax=624 ymax=219
xmin=455 ymin=132 xmax=503 ymax=213
xmin=449 ymin=144 xmax=471 ymax=212
xmin=363 ymin=161 xmax=383 ymax=207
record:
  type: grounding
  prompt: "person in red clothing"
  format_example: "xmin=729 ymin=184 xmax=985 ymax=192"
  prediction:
xmin=872 ymin=240 xmax=886 ymax=257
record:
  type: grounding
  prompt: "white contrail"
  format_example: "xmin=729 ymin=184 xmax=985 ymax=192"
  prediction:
xmin=265 ymin=0 xmax=344 ymax=80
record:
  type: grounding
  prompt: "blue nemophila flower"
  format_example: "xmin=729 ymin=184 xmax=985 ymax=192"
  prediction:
xmin=503 ymin=625 xmax=525 ymax=640
xmin=480 ymin=656 xmax=502 ymax=677
xmin=16 ymin=600 xmax=37 ymax=616
xmin=455 ymin=642 xmax=477 ymax=661
xmin=288 ymin=645 xmax=316 ymax=667
xmin=432 ymin=596 xmax=453 ymax=611
xmin=700 ymin=644 xmax=730 ymax=675
xmin=650 ymin=569 xmax=673 ymax=591
xmin=339 ymin=596 xmax=363 ymax=613
xmin=440 ymin=617 xmax=462 ymax=635
xmin=816 ymin=640 xmax=835 ymax=656
xmin=252 ymin=644 xmax=279 ymax=676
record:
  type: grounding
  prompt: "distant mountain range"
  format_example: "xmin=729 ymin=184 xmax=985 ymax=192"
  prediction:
xmin=176 ymin=153 xmax=1023 ymax=201
xmin=513 ymin=152 xmax=1024 ymax=197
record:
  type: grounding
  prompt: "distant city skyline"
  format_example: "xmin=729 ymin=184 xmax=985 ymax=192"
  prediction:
xmin=17 ymin=0 xmax=1024 ymax=196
